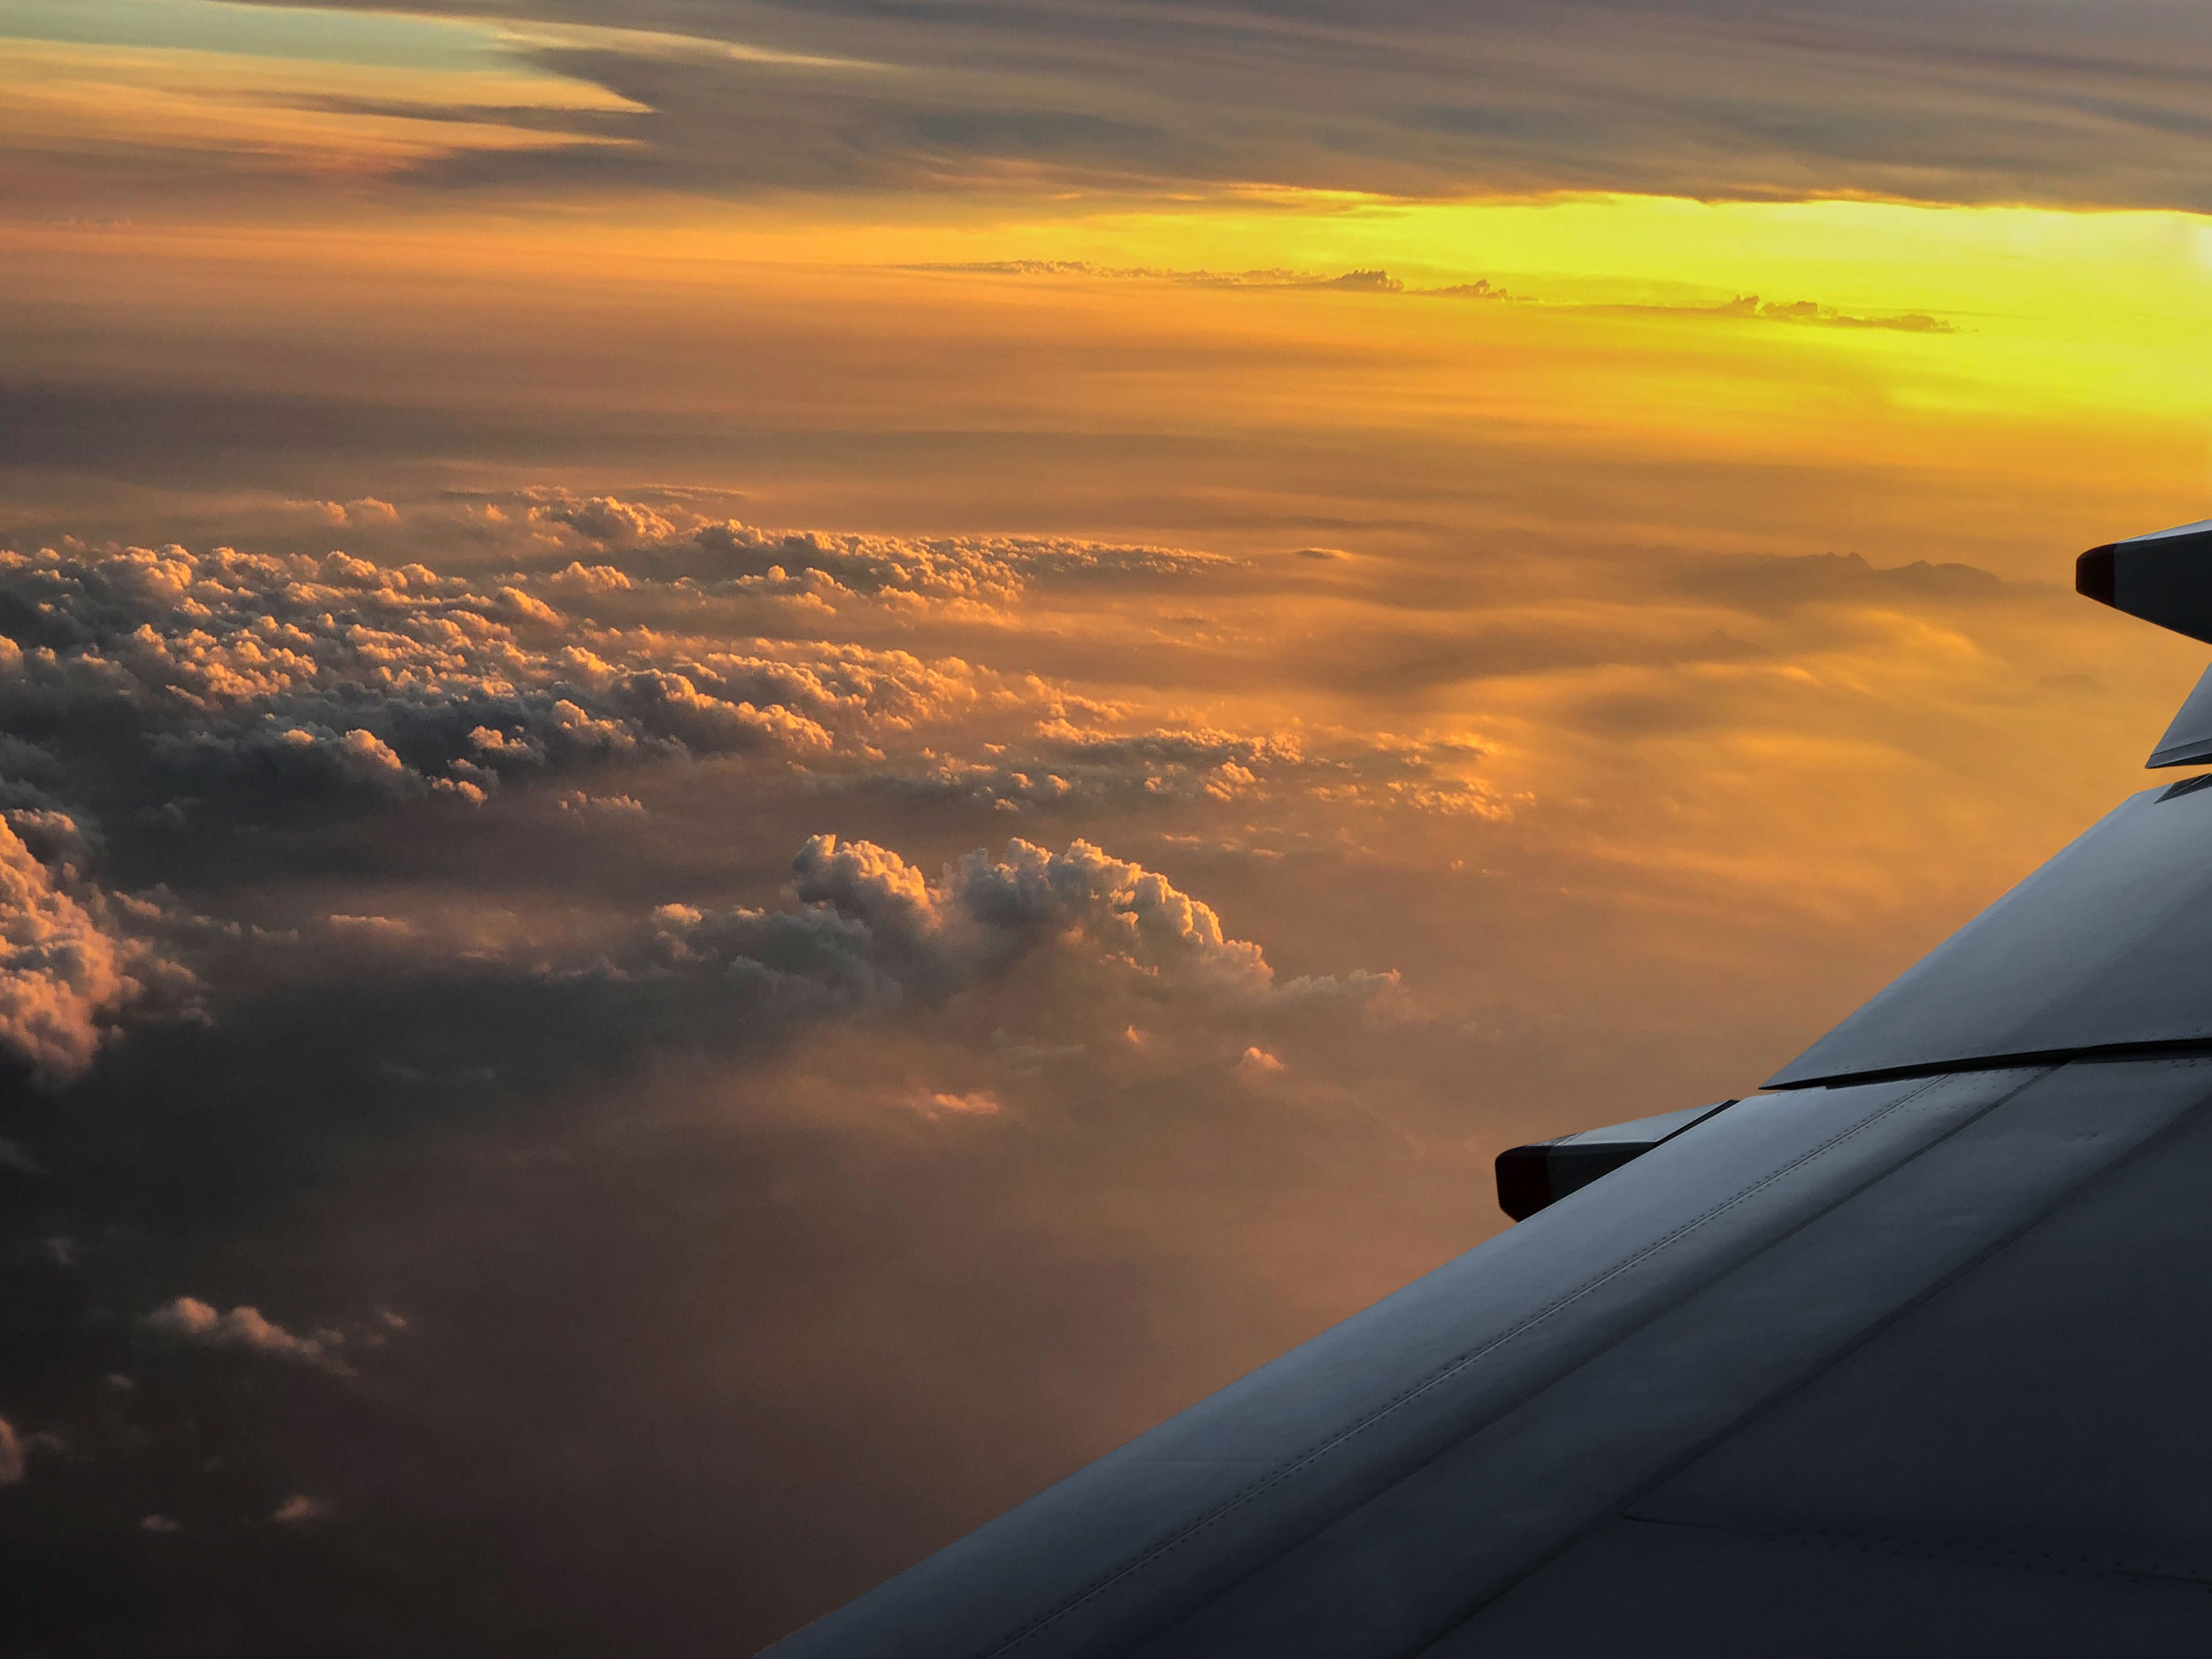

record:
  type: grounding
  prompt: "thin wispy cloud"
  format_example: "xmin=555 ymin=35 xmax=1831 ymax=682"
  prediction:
xmin=45 ymin=0 xmax=2190 ymax=207
xmin=908 ymin=261 xmax=1955 ymax=332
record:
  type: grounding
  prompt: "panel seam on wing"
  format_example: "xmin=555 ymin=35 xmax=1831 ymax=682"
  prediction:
xmin=1617 ymin=1513 xmax=2212 ymax=1592
xmin=978 ymin=1069 xmax=2004 ymax=1658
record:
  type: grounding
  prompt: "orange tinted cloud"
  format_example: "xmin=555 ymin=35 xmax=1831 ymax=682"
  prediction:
xmin=0 ymin=35 xmax=639 ymax=188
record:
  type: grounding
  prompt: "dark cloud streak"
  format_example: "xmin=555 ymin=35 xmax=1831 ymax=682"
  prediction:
xmin=211 ymin=0 xmax=2212 ymax=210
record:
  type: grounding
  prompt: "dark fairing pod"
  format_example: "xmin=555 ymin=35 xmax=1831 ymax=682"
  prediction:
xmin=2078 ymin=520 xmax=2212 ymax=768
xmin=1495 ymin=1102 xmax=1736 ymax=1221
xmin=2077 ymin=519 xmax=2212 ymax=646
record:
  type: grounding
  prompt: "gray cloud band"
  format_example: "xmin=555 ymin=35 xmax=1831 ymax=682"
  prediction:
xmin=212 ymin=0 xmax=2212 ymax=210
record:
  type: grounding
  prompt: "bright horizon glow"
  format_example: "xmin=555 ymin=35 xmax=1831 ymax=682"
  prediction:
xmin=12 ymin=188 xmax=2205 ymax=515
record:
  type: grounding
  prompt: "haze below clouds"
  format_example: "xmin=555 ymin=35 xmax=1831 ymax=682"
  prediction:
xmin=1 ymin=0 xmax=2209 ymax=1652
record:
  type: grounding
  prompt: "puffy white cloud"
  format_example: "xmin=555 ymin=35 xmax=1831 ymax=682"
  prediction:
xmin=689 ymin=518 xmax=1233 ymax=609
xmin=0 ymin=816 xmax=180 ymax=1084
xmin=290 ymin=498 xmax=398 ymax=527
xmin=0 ymin=540 xmax=991 ymax=820
xmin=652 ymin=834 xmax=1392 ymax=1014
xmin=555 ymin=789 xmax=647 ymax=818
xmin=549 ymin=561 xmax=633 ymax=595
xmin=0 ymin=520 xmax=1500 ymax=874
xmin=534 ymin=495 xmax=682 ymax=547
xmin=837 ymin=721 xmax=1509 ymax=820
xmin=936 ymin=837 xmax=1279 ymax=996
xmin=647 ymin=898 xmax=901 ymax=1014
xmin=142 ymin=1296 xmax=342 ymax=1371
xmin=493 ymin=586 xmax=564 ymax=628
xmin=476 ymin=491 xmax=1232 ymax=611
xmin=1234 ymin=1044 xmax=1286 ymax=1083
xmin=607 ymin=668 xmax=834 ymax=755
xmin=791 ymin=835 xmax=941 ymax=951
xmin=152 ymin=721 xmax=466 ymax=807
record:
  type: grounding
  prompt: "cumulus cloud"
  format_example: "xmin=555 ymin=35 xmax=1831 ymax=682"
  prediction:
xmin=142 ymin=1297 xmax=343 ymax=1371
xmin=0 ymin=1416 xmax=21 ymax=1485
xmin=0 ymin=502 xmax=1519 ymax=1128
xmin=686 ymin=518 xmax=1232 ymax=610
xmin=155 ymin=722 xmax=460 ymax=806
xmin=288 ymin=498 xmax=397 ymax=527
xmin=649 ymin=834 xmax=1393 ymax=1014
xmin=549 ymin=561 xmax=634 ymax=595
xmin=839 ymin=723 xmax=1509 ymax=819
xmin=0 ymin=506 xmax=1491 ymax=1117
xmin=0 ymin=514 xmax=1463 ymax=1109
xmin=534 ymin=495 xmax=682 ymax=547
xmin=0 ymin=509 xmax=1515 ymax=1653
xmin=0 ymin=537 xmax=999 ymax=821
xmin=1234 ymin=1045 xmax=1286 ymax=1083
xmin=556 ymin=788 xmax=647 ymax=818
xmin=0 ymin=512 xmax=1442 ymax=902
xmin=0 ymin=815 xmax=181 ymax=1084
xmin=510 ymin=491 xmax=1233 ymax=611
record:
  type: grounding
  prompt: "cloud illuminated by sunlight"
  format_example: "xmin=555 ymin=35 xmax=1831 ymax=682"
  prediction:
xmin=0 ymin=35 xmax=640 ymax=173
xmin=0 ymin=0 xmax=644 ymax=178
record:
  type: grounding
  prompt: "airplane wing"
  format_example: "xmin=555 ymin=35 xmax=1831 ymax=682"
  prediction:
xmin=766 ymin=523 xmax=2212 ymax=1656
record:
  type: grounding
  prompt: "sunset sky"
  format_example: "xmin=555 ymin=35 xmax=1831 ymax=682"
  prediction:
xmin=3 ymin=2 xmax=2211 ymax=1650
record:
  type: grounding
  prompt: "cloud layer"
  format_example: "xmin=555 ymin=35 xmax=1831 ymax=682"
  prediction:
xmin=0 ymin=470 xmax=2168 ymax=1658
xmin=143 ymin=1297 xmax=342 ymax=1371
xmin=646 ymin=833 xmax=1392 ymax=1016
xmin=0 ymin=814 xmax=181 ymax=1082
xmin=0 ymin=505 xmax=1506 ymax=854
xmin=27 ymin=0 xmax=2212 ymax=211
